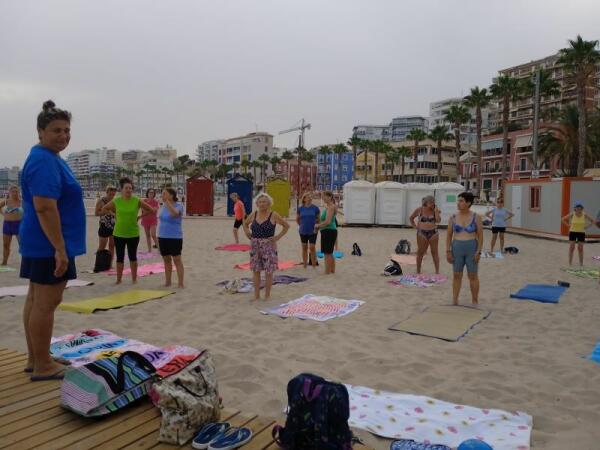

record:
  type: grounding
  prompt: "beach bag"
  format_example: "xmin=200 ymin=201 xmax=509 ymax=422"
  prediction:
xmin=505 ymin=246 xmax=519 ymax=254
xmin=151 ymin=350 xmax=221 ymax=445
xmin=351 ymin=243 xmax=362 ymax=256
xmin=395 ymin=240 xmax=411 ymax=255
xmin=273 ymin=373 xmax=353 ymax=450
xmin=383 ymin=260 xmax=402 ymax=276
xmin=93 ymin=249 xmax=112 ymax=272
xmin=61 ymin=351 xmax=156 ymax=417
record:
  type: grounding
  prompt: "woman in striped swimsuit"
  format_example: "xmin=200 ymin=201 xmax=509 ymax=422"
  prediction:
xmin=409 ymin=195 xmax=441 ymax=274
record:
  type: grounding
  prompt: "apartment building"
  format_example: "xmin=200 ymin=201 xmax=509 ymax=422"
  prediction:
xmin=389 ymin=116 xmax=429 ymax=142
xmin=351 ymin=125 xmax=390 ymax=142
xmin=0 ymin=166 xmax=20 ymax=193
xmin=274 ymin=160 xmax=317 ymax=196
xmin=66 ymin=148 xmax=120 ymax=190
xmin=429 ymin=97 xmax=494 ymax=145
xmin=398 ymin=140 xmax=460 ymax=184
xmin=196 ymin=140 xmax=224 ymax=162
xmin=316 ymin=150 xmax=354 ymax=191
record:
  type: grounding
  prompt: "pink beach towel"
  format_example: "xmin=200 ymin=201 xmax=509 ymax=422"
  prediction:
xmin=215 ymin=244 xmax=252 ymax=251
xmin=107 ymin=263 xmax=165 ymax=277
xmin=234 ymin=260 xmax=299 ymax=271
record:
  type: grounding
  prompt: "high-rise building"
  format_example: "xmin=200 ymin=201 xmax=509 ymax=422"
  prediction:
xmin=315 ymin=148 xmax=354 ymax=191
xmin=429 ymin=97 xmax=494 ymax=145
xmin=351 ymin=125 xmax=390 ymax=142
xmin=196 ymin=140 xmax=224 ymax=162
xmin=66 ymin=148 xmax=120 ymax=190
xmin=389 ymin=116 xmax=429 ymax=142
xmin=0 ymin=166 xmax=20 ymax=192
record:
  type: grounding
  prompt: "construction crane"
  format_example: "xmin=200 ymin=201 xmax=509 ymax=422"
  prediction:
xmin=279 ymin=119 xmax=312 ymax=208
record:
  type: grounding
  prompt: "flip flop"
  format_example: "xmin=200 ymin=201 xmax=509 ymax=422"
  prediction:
xmin=30 ymin=369 xmax=65 ymax=382
xmin=208 ymin=427 xmax=252 ymax=450
xmin=24 ymin=357 xmax=72 ymax=373
xmin=192 ymin=422 xmax=231 ymax=449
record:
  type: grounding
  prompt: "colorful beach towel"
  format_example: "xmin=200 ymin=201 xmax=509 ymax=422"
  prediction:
xmin=391 ymin=440 xmax=450 ymax=450
xmin=261 ymin=294 xmax=364 ymax=321
xmin=58 ymin=289 xmax=173 ymax=313
xmin=215 ymin=244 xmax=252 ymax=251
xmin=388 ymin=274 xmax=447 ymax=288
xmin=592 ymin=256 xmax=600 ymax=261
xmin=0 ymin=279 xmax=94 ymax=298
xmin=107 ymin=262 xmax=165 ymax=277
xmin=510 ymin=284 xmax=566 ymax=303
xmin=131 ymin=251 xmax=158 ymax=260
xmin=587 ymin=342 xmax=600 ymax=365
xmin=0 ymin=266 xmax=16 ymax=273
xmin=217 ymin=275 xmax=308 ymax=294
xmin=391 ymin=254 xmax=419 ymax=265
xmin=562 ymin=267 xmax=600 ymax=279
xmin=480 ymin=251 xmax=504 ymax=259
xmin=50 ymin=329 xmax=200 ymax=377
xmin=234 ymin=260 xmax=299 ymax=271
xmin=345 ymin=384 xmax=532 ymax=450
xmin=317 ymin=251 xmax=344 ymax=259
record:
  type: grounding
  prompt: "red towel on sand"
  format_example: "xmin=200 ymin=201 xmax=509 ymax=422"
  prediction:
xmin=215 ymin=244 xmax=252 ymax=251
xmin=234 ymin=260 xmax=299 ymax=270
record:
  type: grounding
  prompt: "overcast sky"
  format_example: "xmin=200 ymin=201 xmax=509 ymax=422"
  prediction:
xmin=1 ymin=0 xmax=599 ymax=166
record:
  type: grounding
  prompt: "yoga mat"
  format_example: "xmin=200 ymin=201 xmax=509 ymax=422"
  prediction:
xmin=217 ymin=275 xmax=308 ymax=294
xmin=388 ymin=274 xmax=447 ymax=288
xmin=106 ymin=262 xmax=165 ymax=277
xmin=262 ymin=294 xmax=364 ymax=321
xmin=588 ymin=342 xmax=600 ymax=365
xmin=215 ymin=244 xmax=252 ymax=251
xmin=58 ymin=289 xmax=173 ymax=314
xmin=562 ymin=267 xmax=599 ymax=279
xmin=480 ymin=251 xmax=504 ymax=259
xmin=0 ymin=279 xmax=94 ymax=298
xmin=391 ymin=254 xmax=418 ymax=265
xmin=510 ymin=284 xmax=566 ymax=303
xmin=130 ymin=251 xmax=157 ymax=260
xmin=0 ymin=266 xmax=16 ymax=272
xmin=316 ymin=251 xmax=344 ymax=259
xmin=593 ymin=256 xmax=600 ymax=262
xmin=234 ymin=260 xmax=299 ymax=270
xmin=389 ymin=305 xmax=490 ymax=341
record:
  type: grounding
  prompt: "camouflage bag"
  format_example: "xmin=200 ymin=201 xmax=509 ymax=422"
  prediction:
xmin=150 ymin=350 xmax=221 ymax=445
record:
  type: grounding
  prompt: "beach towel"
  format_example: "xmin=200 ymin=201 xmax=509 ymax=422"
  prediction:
xmin=391 ymin=254 xmax=418 ymax=265
xmin=389 ymin=305 xmax=490 ymax=341
xmin=50 ymin=328 xmax=199 ymax=376
xmin=391 ymin=440 xmax=449 ymax=450
xmin=510 ymin=284 xmax=566 ymax=303
xmin=593 ymin=256 xmax=600 ymax=262
xmin=217 ymin=275 xmax=308 ymax=294
xmin=562 ymin=267 xmax=600 ymax=279
xmin=316 ymin=251 xmax=344 ymax=259
xmin=234 ymin=260 xmax=299 ymax=270
xmin=261 ymin=294 xmax=364 ymax=321
xmin=0 ymin=279 xmax=94 ymax=298
xmin=588 ymin=342 xmax=600 ymax=365
xmin=131 ymin=251 xmax=158 ymax=260
xmin=0 ymin=266 xmax=16 ymax=272
xmin=215 ymin=244 xmax=252 ymax=251
xmin=388 ymin=274 xmax=447 ymax=288
xmin=345 ymin=384 xmax=532 ymax=450
xmin=480 ymin=251 xmax=504 ymax=259
xmin=107 ymin=262 xmax=165 ymax=277
xmin=58 ymin=289 xmax=173 ymax=314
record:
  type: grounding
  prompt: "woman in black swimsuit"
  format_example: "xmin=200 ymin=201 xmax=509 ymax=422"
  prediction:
xmin=409 ymin=195 xmax=441 ymax=274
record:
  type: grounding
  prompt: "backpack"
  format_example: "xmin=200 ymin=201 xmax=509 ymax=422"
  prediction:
xmin=273 ymin=373 xmax=353 ymax=450
xmin=94 ymin=249 xmax=112 ymax=272
xmin=383 ymin=260 xmax=402 ymax=276
xmin=504 ymin=246 xmax=519 ymax=254
xmin=351 ymin=243 xmax=362 ymax=256
xmin=395 ymin=240 xmax=411 ymax=255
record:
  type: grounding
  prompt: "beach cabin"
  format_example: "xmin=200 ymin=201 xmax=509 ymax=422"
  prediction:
xmin=266 ymin=178 xmax=291 ymax=218
xmin=375 ymin=181 xmax=407 ymax=225
xmin=503 ymin=177 xmax=600 ymax=238
xmin=432 ymin=182 xmax=464 ymax=225
xmin=186 ymin=175 xmax=214 ymax=216
xmin=343 ymin=180 xmax=376 ymax=225
xmin=403 ymin=183 xmax=435 ymax=226
xmin=227 ymin=175 xmax=253 ymax=217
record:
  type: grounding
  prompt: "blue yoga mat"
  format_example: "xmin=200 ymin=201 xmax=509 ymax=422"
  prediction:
xmin=316 ymin=251 xmax=343 ymax=259
xmin=588 ymin=342 xmax=600 ymax=364
xmin=510 ymin=284 xmax=567 ymax=303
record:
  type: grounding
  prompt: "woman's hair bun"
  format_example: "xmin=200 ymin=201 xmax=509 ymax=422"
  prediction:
xmin=42 ymin=100 xmax=56 ymax=111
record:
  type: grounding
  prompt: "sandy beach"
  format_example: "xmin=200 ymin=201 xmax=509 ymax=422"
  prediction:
xmin=1 ymin=210 xmax=599 ymax=449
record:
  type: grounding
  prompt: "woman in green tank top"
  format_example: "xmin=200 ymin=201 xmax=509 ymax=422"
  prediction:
xmin=101 ymin=177 xmax=157 ymax=284
xmin=315 ymin=191 xmax=338 ymax=275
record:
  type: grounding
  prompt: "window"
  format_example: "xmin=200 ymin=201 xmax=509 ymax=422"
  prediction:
xmin=530 ymin=186 xmax=541 ymax=211
xmin=483 ymin=179 xmax=492 ymax=190
xmin=520 ymin=158 xmax=527 ymax=171
xmin=485 ymin=162 xmax=490 ymax=173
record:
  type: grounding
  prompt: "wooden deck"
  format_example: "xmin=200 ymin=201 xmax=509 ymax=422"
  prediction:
xmin=0 ymin=349 xmax=373 ymax=450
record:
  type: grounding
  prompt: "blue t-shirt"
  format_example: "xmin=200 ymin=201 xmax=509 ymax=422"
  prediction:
xmin=492 ymin=208 xmax=508 ymax=227
xmin=19 ymin=145 xmax=86 ymax=258
xmin=297 ymin=204 xmax=320 ymax=235
xmin=158 ymin=202 xmax=183 ymax=239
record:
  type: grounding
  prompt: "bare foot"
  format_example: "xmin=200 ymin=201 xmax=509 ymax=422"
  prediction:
xmin=164 ymin=282 xmax=172 ymax=287
xmin=132 ymin=279 xmax=137 ymax=284
xmin=115 ymin=280 xmax=122 ymax=285
xmin=178 ymin=283 xmax=184 ymax=289
xmin=452 ymin=301 xmax=459 ymax=306
xmin=31 ymin=360 xmax=67 ymax=378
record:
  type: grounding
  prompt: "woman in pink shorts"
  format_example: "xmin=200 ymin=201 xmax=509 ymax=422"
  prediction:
xmin=141 ymin=188 xmax=159 ymax=252
xmin=243 ymin=193 xmax=289 ymax=300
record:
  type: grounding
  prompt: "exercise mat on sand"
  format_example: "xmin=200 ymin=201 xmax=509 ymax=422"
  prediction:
xmin=58 ymin=289 xmax=173 ymax=314
xmin=215 ymin=244 xmax=252 ymax=251
xmin=234 ymin=260 xmax=299 ymax=270
xmin=262 ymin=294 xmax=364 ymax=321
xmin=510 ymin=284 xmax=566 ymax=303
xmin=389 ymin=305 xmax=490 ymax=341
xmin=107 ymin=263 xmax=165 ymax=277
xmin=562 ymin=267 xmax=599 ymax=279
xmin=0 ymin=279 xmax=93 ymax=298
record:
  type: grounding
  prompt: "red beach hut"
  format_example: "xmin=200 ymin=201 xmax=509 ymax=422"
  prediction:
xmin=186 ymin=175 xmax=214 ymax=216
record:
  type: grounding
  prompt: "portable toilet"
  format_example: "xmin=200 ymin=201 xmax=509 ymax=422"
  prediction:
xmin=186 ymin=175 xmax=214 ymax=216
xmin=432 ymin=182 xmax=464 ymax=225
xmin=227 ymin=175 xmax=253 ymax=217
xmin=375 ymin=181 xmax=407 ymax=225
xmin=342 ymin=180 xmax=375 ymax=224
xmin=266 ymin=178 xmax=291 ymax=217
xmin=404 ymin=183 xmax=435 ymax=225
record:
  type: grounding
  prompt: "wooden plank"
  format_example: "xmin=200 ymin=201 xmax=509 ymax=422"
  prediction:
xmin=0 ymin=355 xmax=27 ymax=368
xmin=0 ymin=361 xmax=27 ymax=376
xmin=0 ymin=397 xmax=60 ymax=427
xmin=0 ymin=389 xmax=59 ymax=417
xmin=114 ymin=417 xmax=163 ymax=450
xmin=0 ymin=381 xmax=60 ymax=407
xmin=0 ymin=375 xmax=38 ymax=393
xmin=0 ymin=379 xmax=59 ymax=401
xmin=0 ymin=404 xmax=66 ymax=437
xmin=0 ymin=411 xmax=77 ymax=449
xmin=233 ymin=416 xmax=276 ymax=450
xmin=0 ymin=350 xmax=20 ymax=359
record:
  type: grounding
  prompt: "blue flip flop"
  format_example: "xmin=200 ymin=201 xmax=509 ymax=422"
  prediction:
xmin=30 ymin=369 xmax=65 ymax=382
xmin=192 ymin=422 xmax=231 ymax=449
xmin=208 ymin=427 xmax=252 ymax=450
xmin=317 ymin=251 xmax=344 ymax=259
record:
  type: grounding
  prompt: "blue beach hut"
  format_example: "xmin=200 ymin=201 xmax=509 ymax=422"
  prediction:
xmin=227 ymin=175 xmax=253 ymax=217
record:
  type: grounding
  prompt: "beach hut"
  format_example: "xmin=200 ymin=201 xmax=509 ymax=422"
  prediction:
xmin=227 ymin=175 xmax=253 ymax=217
xmin=375 ymin=181 xmax=407 ymax=225
xmin=186 ymin=175 xmax=214 ymax=216
xmin=503 ymin=177 xmax=600 ymax=238
xmin=432 ymin=182 xmax=464 ymax=225
xmin=343 ymin=180 xmax=376 ymax=225
xmin=403 ymin=183 xmax=435 ymax=226
xmin=266 ymin=178 xmax=291 ymax=217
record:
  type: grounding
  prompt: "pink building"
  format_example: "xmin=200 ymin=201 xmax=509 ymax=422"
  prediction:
xmin=275 ymin=161 xmax=317 ymax=196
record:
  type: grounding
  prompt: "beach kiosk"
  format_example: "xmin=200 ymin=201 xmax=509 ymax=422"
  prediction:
xmin=186 ymin=175 xmax=214 ymax=216
xmin=503 ymin=177 xmax=600 ymax=238
xmin=266 ymin=178 xmax=291 ymax=217
xmin=432 ymin=182 xmax=464 ymax=225
xmin=227 ymin=175 xmax=253 ymax=217
xmin=375 ymin=181 xmax=407 ymax=225
xmin=343 ymin=180 xmax=376 ymax=225
xmin=404 ymin=183 xmax=435 ymax=226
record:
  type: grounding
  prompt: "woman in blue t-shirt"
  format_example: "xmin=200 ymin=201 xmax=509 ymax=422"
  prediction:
xmin=20 ymin=100 xmax=86 ymax=381
xmin=485 ymin=199 xmax=514 ymax=254
xmin=296 ymin=192 xmax=320 ymax=268
xmin=158 ymin=188 xmax=184 ymax=288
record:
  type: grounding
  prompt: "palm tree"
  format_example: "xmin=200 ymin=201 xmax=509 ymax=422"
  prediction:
xmin=231 ymin=162 xmax=240 ymax=176
xmin=301 ymin=151 xmax=316 ymax=190
xmin=332 ymin=143 xmax=347 ymax=189
xmin=370 ymin=140 xmax=386 ymax=183
xmin=406 ymin=129 xmax=428 ymax=182
xmin=490 ymin=75 xmax=525 ymax=181
xmin=444 ymin=103 xmax=471 ymax=182
xmin=386 ymin=147 xmax=400 ymax=181
xmin=318 ymin=145 xmax=332 ymax=188
xmin=347 ymin=136 xmax=362 ymax=180
xmin=428 ymin=125 xmax=454 ymax=182
xmin=558 ymin=35 xmax=600 ymax=176
xmin=361 ymin=140 xmax=372 ymax=181
xmin=396 ymin=146 xmax=411 ymax=183
xmin=281 ymin=150 xmax=295 ymax=180
xmin=464 ymin=87 xmax=492 ymax=193
xmin=240 ymin=159 xmax=250 ymax=175
xmin=250 ymin=160 xmax=260 ymax=184
xmin=270 ymin=156 xmax=282 ymax=176
xmin=258 ymin=154 xmax=270 ymax=184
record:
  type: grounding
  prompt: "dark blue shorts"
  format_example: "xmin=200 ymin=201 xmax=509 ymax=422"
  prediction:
xmin=3 ymin=220 xmax=20 ymax=236
xmin=20 ymin=256 xmax=77 ymax=285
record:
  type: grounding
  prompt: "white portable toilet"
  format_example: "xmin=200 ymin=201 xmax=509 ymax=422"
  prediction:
xmin=342 ymin=180 xmax=375 ymax=225
xmin=432 ymin=182 xmax=464 ymax=225
xmin=403 ymin=183 xmax=435 ymax=226
xmin=375 ymin=181 xmax=407 ymax=225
